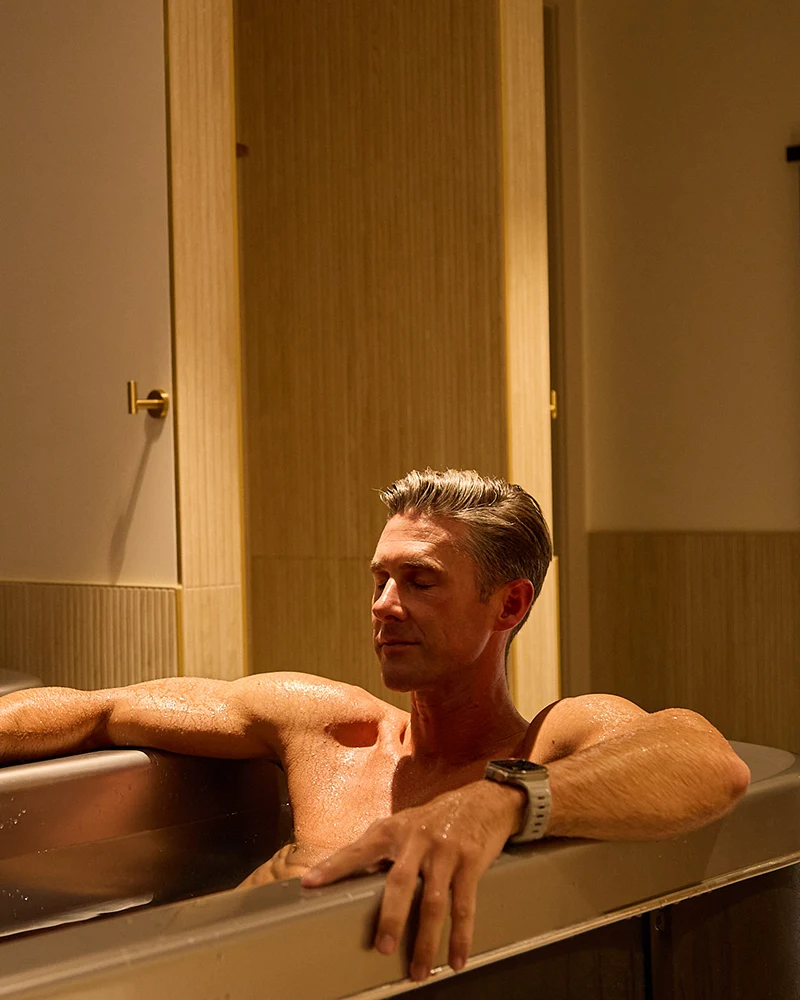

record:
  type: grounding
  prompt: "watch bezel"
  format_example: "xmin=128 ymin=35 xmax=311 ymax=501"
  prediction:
xmin=488 ymin=758 xmax=547 ymax=775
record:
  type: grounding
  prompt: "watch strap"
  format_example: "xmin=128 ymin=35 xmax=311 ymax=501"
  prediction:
xmin=484 ymin=762 xmax=551 ymax=843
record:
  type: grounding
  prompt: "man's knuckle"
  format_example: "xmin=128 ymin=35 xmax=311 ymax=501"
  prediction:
xmin=458 ymin=843 xmax=482 ymax=865
xmin=452 ymin=900 xmax=476 ymax=922
xmin=368 ymin=818 xmax=400 ymax=851
xmin=373 ymin=817 xmax=396 ymax=838
xmin=386 ymin=860 xmax=414 ymax=884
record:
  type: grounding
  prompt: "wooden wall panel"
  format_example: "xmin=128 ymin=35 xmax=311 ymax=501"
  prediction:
xmin=501 ymin=0 xmax=560 ymax=714
xmin=235 ymin=0 xmax=557 ymax=712
xmin=166 ymin=0 xmax=246 ymax=677
xmin=249 ymin=557 xmax=373 ymax=680
xmin=0 ymin=583 xmax=178 ymax=689
xmin=589 ymin=533 xmax=800 ymax=752
xmin=236 ymin=0 xmax=504 ymax=701
xmin=180 ymin=585 xmax=247 ymax=681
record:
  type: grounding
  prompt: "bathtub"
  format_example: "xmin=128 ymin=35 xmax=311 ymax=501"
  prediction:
xmin=0 ymin=741 xmax=797 ymax=999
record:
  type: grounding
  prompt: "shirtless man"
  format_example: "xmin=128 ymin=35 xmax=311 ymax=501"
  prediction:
xmin=0 ymin=469 xmax=749 ymax=982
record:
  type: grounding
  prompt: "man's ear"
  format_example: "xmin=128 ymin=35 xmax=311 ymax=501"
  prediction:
xmin=493 ymin=578 xmax=535 ymax=633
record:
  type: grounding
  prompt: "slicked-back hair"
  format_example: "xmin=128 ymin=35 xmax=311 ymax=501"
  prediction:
xmin=379 ymin=468 xmax=553 ymax=645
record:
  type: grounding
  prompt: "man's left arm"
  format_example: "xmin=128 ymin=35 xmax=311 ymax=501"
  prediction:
xmin=529 ymin=694 xmax=751 ymax=839
xmin=302 ymin=697 xmax=750 ymax=980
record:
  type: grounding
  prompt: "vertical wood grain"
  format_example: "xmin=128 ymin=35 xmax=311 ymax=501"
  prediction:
xmin=236 ymin=0 xmax=555 ymax=708
xmin=0 ymin=583 xmax=178 ymax=689
xmin=501 ymin=0 xmax=560 ymax=717
xmin=166 ymin=0 xmax=246 ymax=677
xmin=589 ymin=532 xmax=800 ymax=752
xmin=236 ymin=0 xmax=524 ymax=702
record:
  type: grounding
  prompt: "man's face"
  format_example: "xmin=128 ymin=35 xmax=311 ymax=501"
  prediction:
xmin=370 ymin=514 xmax=500 ymax=692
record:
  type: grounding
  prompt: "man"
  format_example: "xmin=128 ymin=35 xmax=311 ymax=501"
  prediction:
xmin=0 ymin=469 xmax=749 ymax=982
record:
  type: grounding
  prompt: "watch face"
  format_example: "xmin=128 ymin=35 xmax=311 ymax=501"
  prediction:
xmin=491 ymin=759 xmax=546 ymax=774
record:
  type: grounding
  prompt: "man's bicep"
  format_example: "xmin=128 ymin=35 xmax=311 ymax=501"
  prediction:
xmin=526 ymin=694 xmax=649 ymax=763
xmin=104 ymin=674 xmax=299 ymax=760
xmin=106 ymin=671 xmax=377 ymax=761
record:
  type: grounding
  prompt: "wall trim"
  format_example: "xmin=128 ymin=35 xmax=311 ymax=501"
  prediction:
xmin=165 ymin=0 xmax=247 ymax=678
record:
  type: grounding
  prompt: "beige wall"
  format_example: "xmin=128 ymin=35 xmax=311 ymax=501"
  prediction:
xmin=568 ymin=0 xmax=800 ymax=747
xmin=577 ymin=0 xmax=800 ymax=532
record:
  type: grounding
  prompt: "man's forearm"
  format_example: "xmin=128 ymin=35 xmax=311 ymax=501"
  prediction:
xmin=0 ymin=687 xmax=108 ymax=764
xmin=544 ymin=709 xmax=750 ymax=840
xmin=0 ymin=676 xmax=285 ymax=766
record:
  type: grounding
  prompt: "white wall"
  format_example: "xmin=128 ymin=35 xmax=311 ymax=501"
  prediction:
xmin=577 ymin=0 xmax=800 ymax=531
xmin=0 ymin=0 xmax=178 ymax=585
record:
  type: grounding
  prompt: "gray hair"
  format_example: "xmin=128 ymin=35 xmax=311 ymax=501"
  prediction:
xmin=379 ymin=468 xmax=552 ymax=644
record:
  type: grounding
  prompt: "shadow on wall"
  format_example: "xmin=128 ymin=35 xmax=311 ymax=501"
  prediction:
xmin=108 ymin=416 xmax=166 ymax=584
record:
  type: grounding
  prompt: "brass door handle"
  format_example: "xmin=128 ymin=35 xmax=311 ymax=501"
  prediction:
xmin=127 ymin=381 xmax=170 ymax=419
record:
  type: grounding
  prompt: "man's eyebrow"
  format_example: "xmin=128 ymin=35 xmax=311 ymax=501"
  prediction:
xmin=370 ymin=559 xmax=443 ymax=573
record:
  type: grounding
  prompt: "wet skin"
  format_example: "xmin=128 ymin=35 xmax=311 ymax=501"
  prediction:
xmin=245 ymin=513 xmax=537 ymax=883
xmin=238 ymin=690 xmax=532 ymax=884
xmin=0 ymin=514 xmax=750 ymax=981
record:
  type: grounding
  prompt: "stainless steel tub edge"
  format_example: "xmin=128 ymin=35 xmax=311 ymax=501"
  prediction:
xmin=0 ymin=741 xmax=797 ymax=1000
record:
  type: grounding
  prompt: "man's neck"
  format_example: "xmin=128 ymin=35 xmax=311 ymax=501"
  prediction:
xmin=404 ymin=668 xmax=528 ymax=767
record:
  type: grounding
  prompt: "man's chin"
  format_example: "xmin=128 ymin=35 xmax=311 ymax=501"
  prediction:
xmin=380 ymin=668 xmax=417 ymax=693
xmin=383 ymin=680 xmax=414 ymax=694
xmin=377 ymin=645 xmax=422 ymax=693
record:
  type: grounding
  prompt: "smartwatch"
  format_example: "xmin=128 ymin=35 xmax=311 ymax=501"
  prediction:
xmin=484 ymin=759 xmax=551 ymax=843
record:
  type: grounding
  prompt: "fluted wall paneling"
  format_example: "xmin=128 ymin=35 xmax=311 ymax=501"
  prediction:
xmin=0 ymin=583 xmax=178 ymax=690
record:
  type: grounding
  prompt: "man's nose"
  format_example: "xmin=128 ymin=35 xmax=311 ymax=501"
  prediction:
xmin=372 ymin=579 xmax=406 ymax=621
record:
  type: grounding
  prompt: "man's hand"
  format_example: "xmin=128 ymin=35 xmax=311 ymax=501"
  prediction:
xmin=301 ymin=779 xmax=525 ymax=982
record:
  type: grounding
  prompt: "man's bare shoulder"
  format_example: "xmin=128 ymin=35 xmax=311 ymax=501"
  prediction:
xmin=524 ymin=693 xmax=649 ymax=763
xmin=235 ymin=671 xmax=401 ymax=730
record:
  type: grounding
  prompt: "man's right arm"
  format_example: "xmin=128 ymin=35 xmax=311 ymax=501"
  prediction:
xmin=0 ymin=672 xmax=339 ymax=765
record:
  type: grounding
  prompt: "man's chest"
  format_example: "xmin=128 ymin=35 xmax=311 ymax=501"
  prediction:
xmin=284 ymin=738 xmax=399 ymax=849
xmin=282 ymin=733 xmax=488 ymax=853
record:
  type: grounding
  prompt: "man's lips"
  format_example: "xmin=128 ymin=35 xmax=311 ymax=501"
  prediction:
xmin=377 ymin=638 xmax=418 ymax=647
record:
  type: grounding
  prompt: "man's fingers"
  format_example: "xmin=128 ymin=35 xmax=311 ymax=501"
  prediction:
xmin=372 ymin=841 xmax=427 ymax=959
xmin=408 ymin=859 xmax=456 ymax=981
xmin=302 ymin=806 xmax=490 ymax=982
xmin=447 ymin=865 xmax=481 ymax=973
xmin=302 ymin=825 xmax=395 ymax=887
